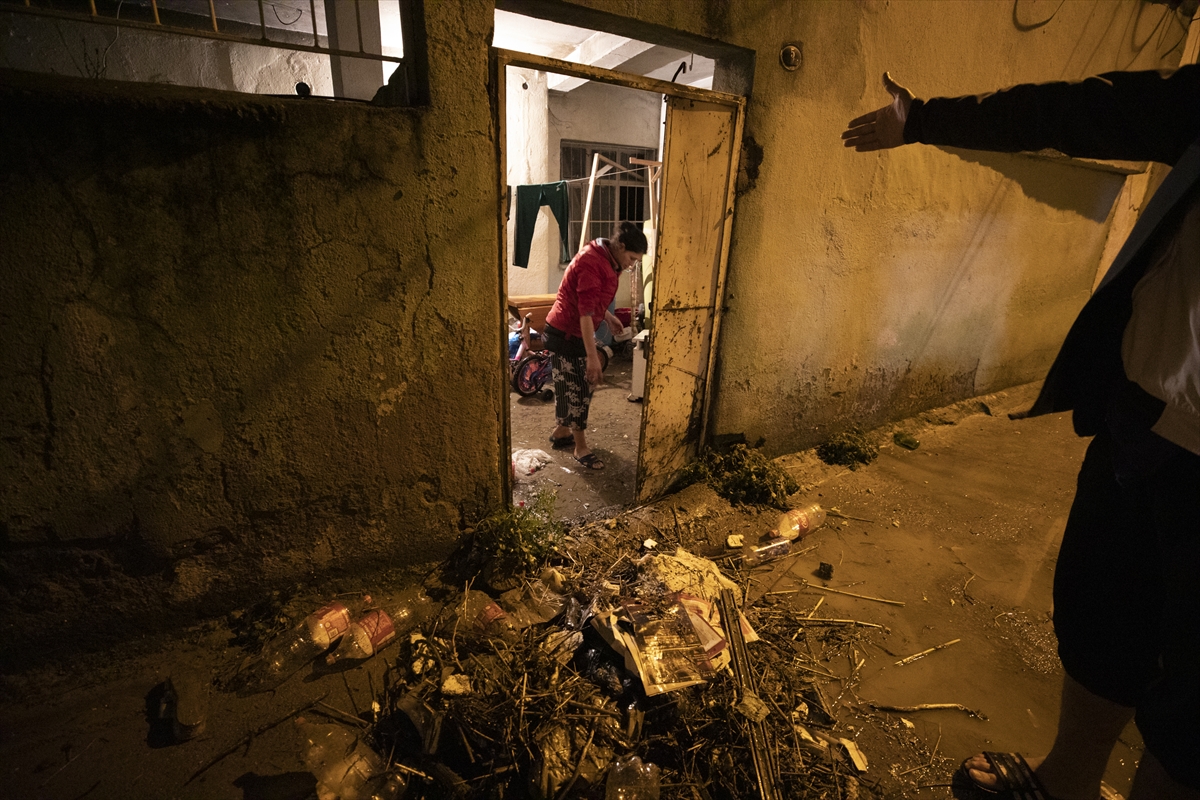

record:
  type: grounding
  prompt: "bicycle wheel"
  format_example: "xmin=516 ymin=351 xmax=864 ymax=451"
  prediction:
xmin=513 ymin=354 xmax=549 ymax=397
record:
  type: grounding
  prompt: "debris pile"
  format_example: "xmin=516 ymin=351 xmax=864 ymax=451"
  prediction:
xmin=674 ymin=444 xmax=798 ymax=508
xmin=201 ymin=492 xmax=970 ymax=798
xmin=816 ymin=427 xmax=880 ymax=470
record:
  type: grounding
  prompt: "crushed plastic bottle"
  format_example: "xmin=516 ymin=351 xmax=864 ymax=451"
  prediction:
xmin=236 ymin=601 xmax=354 ymax=695
xmin=450 ymin=589 xmax=519 ymax=640
xmin=389 ymin=585 xmax=436 ymax=635
xmin=605 ymin=754 xmax=661 ymax=799
xmin=742 ymin=536 xmax=792 ymax=566
xmin=326 ymin=609 xmax=397 ymax=666
xmin=297 ymin=717 xmax=393 ymax=800
xmin=774 ymin=502 xmax=827 ymax=541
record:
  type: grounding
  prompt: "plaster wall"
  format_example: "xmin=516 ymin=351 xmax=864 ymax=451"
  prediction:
xmin=0 ymin=0 xmax=500 ymax=669
xmin=571 ymin=0 xmax=1186 ymax=453
xmin=505 ymin=75 xmax=661 ymax=298
xmin=548 ymin=80 xmax=661 ymax=302
xmin=505 ymin=66 xmax=555 ymax=297
xmin=0 ymin=12 xmax=338 ymax=95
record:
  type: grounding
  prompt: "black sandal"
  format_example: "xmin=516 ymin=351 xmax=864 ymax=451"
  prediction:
xmin=549 ymin=434 xmax=574 ymax=450
xmin=951 ymin=752 xmax=1124 ymax=800
xmin=574 ymin=453 xmax=605 ymax=471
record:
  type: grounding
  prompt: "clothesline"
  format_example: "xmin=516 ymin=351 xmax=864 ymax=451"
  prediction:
xmin=561 ymin=165 xmax=651 ymax=184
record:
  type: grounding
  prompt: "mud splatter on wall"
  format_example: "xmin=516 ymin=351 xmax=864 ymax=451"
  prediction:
xmin=0 ymin=1 xmax=501 ymax=666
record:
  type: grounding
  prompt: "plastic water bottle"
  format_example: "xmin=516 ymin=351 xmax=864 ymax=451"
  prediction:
xmin=389 ymin=586 xmax=436 ymax=635
xmin=297 ymin=717 xmax=389 ymax=800
xmin=774 ymin=503 xmax=827 ymax=541
xmin=237 ymin=601 xmax=353 ymax=694
xmin=325 ymin=610 xmax=397 ymax=666
xmin=742 ymin=537 xmax=792 ymax=566
xmin=605 ymin=754 xmax=661 ymax=799
xmin=452 ymin=589 xmax=519 ymax=640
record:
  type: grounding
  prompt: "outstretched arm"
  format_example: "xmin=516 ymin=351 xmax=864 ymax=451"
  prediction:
xmin=841 ymin=72 xmax=916 ymax=152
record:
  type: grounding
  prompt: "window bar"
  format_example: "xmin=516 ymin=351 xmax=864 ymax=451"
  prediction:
xmin=207 ymin=0 xmax=218 ymax=33
xmin=150 ymin=0 xmax=161 ymax=25
xmin=256 ymin=0 xmax=266 ymax=39
xmin=310 ymin=0 xmax=318 ymax=46
xmin=354 ymin=0 xmax=365 ymax=53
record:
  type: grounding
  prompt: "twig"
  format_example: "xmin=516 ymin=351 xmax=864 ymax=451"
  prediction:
xmin=316 ymin=700 xmax=369 ymax=728
xmin=895 ymin=638 xmax=960 ymax=666
xmin=803 ymin=581 xmax=905 ymax=606
xmin=554 ymin=725 xmax=595 ymax=800
xmin=807 ymin=598 xmax=825 ymax=618
xmin=869 ymin=702 xmax=987 ymax=720
xmin=798 ymin=618 xmax=885 ymax=629
xmin=185 ymin=694 xmax=326 ymax=785
xmin=38 ymin=737 xmax=98 ymax=788
xmin=827 ymin=510 xmax=875 ymax=523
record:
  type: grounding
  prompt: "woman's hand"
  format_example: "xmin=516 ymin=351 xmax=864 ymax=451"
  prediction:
xmin=841 ymin=71 xmax=915 ymax=152
xmin=585 ymin=353 xmax=603 ymax=386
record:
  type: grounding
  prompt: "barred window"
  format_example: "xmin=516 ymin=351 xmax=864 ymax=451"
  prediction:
xmin=560 ymin=140 xmax=656 ymax=260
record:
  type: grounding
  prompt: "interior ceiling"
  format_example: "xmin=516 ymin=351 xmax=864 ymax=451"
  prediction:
xmin=493 ymin=9 xmax=715 ymax=92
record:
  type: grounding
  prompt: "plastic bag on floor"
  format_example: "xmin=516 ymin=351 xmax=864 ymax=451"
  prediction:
xmin=512 ymin=448 xmax=554 ymax=477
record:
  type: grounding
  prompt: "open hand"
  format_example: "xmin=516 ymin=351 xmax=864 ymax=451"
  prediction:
xmin=841 ymin=72 xmax=915 ymax=152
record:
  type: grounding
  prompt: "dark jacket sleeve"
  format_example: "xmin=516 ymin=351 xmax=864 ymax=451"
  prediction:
xmin=904 ymin=64 xmax=1200 ymax=165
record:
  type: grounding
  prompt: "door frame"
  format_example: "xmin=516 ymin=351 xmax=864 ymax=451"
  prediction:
xmin=490 ymin=47 xmax=746 ymax=502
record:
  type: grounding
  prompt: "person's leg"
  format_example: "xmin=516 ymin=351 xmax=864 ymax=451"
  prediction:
xmin=551 ymin=354 xmax=601 ymax=465
xmin=571 ymin=362 xmax=599 ymax=465
xmin=962 ymin=433 xmax=1155 ymax=798
xmin=551 ymin=353 xmax=583 ymax=441
xmin=963 ymin=675 xmax=1133 ymax=799
xmin=1128 ymin=447 xmax=1200 ymax=798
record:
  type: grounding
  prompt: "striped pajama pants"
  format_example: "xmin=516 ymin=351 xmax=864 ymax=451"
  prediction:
xmin=551 ymin=353 xmax=593 ymax=431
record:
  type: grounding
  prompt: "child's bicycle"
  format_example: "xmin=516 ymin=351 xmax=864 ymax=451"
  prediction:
xmin=508 ymin=314 xmax=611 ymax=399
xmin=510 ymin=314 xmax=553 ymax=399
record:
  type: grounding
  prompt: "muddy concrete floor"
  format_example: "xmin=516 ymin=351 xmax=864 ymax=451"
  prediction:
xmin=510 ymin=354 xmax=643 ymax=519
xmin=0 ymin=381 xmax=1145 ymax=798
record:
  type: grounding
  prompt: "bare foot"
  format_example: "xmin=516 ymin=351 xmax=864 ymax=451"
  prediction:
xmin=964 ymin=753 xmax=1045 ymax=791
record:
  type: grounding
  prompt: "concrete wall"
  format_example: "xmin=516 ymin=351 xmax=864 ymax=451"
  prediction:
xmin=505 ymin=74 xmax=661 ymax=298
xmin=0 ymin=0 xmax=500 ymax=668
xmin=570 ymin=0 xmax=1186 ymax=453
xmin=548 ymin=80 xmax=661 ymax=303
xmin=0 ymin=0 xmax=1188 ymax=666
xmin=505 ymin=66 xmax=554 ymax=297
xmin=1 ymin=12 xmax=337 ymax=95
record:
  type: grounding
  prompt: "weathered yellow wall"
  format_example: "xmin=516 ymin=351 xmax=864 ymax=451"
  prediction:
xmin=574 ymin=0 xmax=1185 ymax=452
xmin=0 ymin=1 xmax=501 ymax=667
xmin=0 ymin=0 xmax=1188 ymax=665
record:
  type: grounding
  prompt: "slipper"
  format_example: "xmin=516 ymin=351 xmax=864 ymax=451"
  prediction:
xmin=549 ymin=434 xmax=574 ymax=450
xmin=951 ymin=752 xmax=1045 ymax=799
xmin=574 ymin=453 xmax=605 ymax=471
xmin=950 ymin=752 xmax=1125 ymax=800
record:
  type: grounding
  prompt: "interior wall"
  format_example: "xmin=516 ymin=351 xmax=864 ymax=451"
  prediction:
xmin=569 ymin=0 xmax=1187 ymax=454
xmin=548 ymin=80 xmax=661 ymax=301
xmin=0 ymin=0 xmax=500 ymax=669
xmin=505 ymin=67 xmax=554 ymax=297
xmin=505 ymin=76 xmax=662 ymax=300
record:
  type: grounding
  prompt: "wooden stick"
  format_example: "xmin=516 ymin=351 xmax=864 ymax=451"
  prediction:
xmin=894 ymin=639 xmax=961 ymax=667
xmin=798 ymin=618 xmax=885 ymax=629
xmin=804 ymin=581 xmax=905 ymax=606
xmin=869 ymin=702 xmax=987 ymax=720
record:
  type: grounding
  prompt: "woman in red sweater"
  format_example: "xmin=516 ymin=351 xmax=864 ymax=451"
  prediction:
xmin=542 ymin=221 xmax=647 ymax=471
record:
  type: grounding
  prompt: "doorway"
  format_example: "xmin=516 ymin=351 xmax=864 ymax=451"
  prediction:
xmin=493 ymin=42 xmax=745 ymax=515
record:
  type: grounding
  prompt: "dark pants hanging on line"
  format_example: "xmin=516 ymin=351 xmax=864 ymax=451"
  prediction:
xmin=514 ymin=182 xmax=570 ymax=268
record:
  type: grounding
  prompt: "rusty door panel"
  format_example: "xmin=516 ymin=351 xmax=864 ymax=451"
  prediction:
xmin=637 ymin=96 xmax=742 ymax=501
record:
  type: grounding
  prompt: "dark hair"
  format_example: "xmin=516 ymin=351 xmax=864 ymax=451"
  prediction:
xmin=614 ymin=221 xmax=649 ymax=255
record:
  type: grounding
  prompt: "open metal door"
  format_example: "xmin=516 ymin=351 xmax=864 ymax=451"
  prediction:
xmin=636 ymin=96 xmax=744 ymax=502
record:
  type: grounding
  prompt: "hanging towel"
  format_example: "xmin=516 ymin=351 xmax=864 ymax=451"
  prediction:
xmin=514 ymin=182 xmax=570 ymax=268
